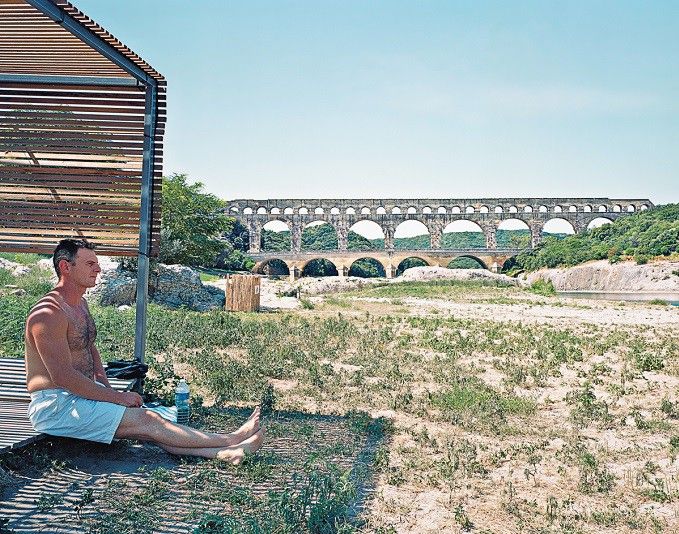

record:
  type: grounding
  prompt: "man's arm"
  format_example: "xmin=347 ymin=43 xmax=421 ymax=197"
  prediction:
xmin=28 ymin=308 xmax=141 ymax=407
xmin=90 ymin=345 xmax=111 ymax=388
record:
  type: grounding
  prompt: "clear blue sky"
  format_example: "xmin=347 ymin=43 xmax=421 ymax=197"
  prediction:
xmin=80 ymin=0 xmax=678 ymax=204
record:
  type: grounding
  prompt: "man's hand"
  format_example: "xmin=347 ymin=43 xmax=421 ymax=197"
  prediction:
xmin=116 ymin=391 xmax=143 ymax=407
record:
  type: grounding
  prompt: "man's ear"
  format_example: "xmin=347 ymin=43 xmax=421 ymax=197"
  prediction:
xmin=58 ymin=258 xmax=72 ymax=276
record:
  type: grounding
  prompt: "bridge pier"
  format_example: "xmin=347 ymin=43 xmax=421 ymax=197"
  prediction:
xmin=247 ymin=222 xmax=262 ymax=254
xmin=529 ymin=221 xmax=542 ymax=249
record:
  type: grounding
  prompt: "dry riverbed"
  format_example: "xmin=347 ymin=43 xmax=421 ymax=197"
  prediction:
xmin=283 ymin=281 xmax=679 ymax=533
xmin=2 ymin=269 xmax=679 ymax=533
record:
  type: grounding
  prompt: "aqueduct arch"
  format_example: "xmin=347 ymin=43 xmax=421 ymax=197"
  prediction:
xmin=226 ymin=197 xmax=653 ymax=279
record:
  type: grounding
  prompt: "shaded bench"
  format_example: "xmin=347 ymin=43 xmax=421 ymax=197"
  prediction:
xmin=0 ymin=358 xmax=135 ymax=453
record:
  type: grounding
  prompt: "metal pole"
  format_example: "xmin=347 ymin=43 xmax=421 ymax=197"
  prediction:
xmin=133 ymin=83 xmax=157 ymax=384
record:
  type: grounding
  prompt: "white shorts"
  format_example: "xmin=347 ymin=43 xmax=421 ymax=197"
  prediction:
xmin=28 ymin=388 xmax=126 ymax=444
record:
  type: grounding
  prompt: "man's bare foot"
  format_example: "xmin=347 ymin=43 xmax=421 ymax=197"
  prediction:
xmin=232 ymin=406 xmax=260 ymax=442
xmin=216 ymin=428 xmax=265 ymax=465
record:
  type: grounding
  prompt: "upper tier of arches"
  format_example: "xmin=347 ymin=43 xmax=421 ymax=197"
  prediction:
xmin=227 ymin=198 xmax=652 ymax=217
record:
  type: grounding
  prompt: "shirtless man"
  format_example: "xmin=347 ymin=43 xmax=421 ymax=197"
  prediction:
xmin=25 ymin=238 xmax=263 ymax=463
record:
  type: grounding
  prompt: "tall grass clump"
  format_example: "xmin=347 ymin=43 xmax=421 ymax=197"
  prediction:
xmin=528 ymin=279 xmax=556 ymax=296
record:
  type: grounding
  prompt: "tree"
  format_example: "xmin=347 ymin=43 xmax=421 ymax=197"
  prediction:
xmin=215 ymin=219 xmax=255 ymax=271
xmin=159 ymin=174 xmax=232 ymax=266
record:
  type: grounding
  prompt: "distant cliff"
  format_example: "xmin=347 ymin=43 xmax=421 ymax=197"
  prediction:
xmin=525 ymin=259 xmax=679 ymax=292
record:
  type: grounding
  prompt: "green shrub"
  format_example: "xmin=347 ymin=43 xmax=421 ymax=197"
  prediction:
xmin=514 ymin=204 xmax=679 ymax=271
xmin=300 ymin=298 xmax=315 ymax=310
xmin=578 ymin=450 xmax=615 ymax=493
xmin=528 ymin=279 xmax=556 ymax=296
xmin=567 ymin=382 xmax=612 ymax=427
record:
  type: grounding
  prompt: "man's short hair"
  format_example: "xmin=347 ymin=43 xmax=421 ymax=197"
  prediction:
xmin=52 ymin=239 xmax=96 ymax=278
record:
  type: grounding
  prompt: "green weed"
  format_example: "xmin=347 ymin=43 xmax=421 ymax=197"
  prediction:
xmin=528 ymin=279 xmax=556 ymax=296
xmin=429 ymin=376 xmax=535 ymax=432
xmin=300 ymin=298 xmax=315 ymax=310
xmin=567 ymin=382 xmax=612 ymax=428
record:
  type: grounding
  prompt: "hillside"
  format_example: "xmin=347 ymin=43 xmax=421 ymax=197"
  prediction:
xmin=512 ymin=203 xmax=679 ymax=271
xmin=262 ymin=226 xmax=534 ymax=252
xmin=261 ymin=224 xmax=375 ymax=252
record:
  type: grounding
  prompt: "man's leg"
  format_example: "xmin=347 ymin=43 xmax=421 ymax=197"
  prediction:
xmin=114 ymin=406 xmax=261 ymax=449
xmin=155 ymin=430 xmax=264 ymax=461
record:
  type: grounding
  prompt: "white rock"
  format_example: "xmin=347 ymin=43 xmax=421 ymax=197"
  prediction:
xmin=399 ymin=266 xmax=519 ymax=285
xmin=0 ymin=258 xmax=30 ymax=276
xmin=89 ymin=263 xmax=225 ymax=312
xmin=525 ymin=259 xmax=679 ymax=292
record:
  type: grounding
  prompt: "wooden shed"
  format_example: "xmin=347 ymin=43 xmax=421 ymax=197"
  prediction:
xmin=225 ymin=274 xmax=261 ymax=312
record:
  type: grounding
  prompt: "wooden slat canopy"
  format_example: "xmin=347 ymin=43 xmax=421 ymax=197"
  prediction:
xmin=0 ymin=0 xmax=165 ymax=256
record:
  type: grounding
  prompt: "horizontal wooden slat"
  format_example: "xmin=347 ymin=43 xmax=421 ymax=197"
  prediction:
xmin=0 ymin=358 xmax=136 ymax=451
xmin=0 ymin=1 xmax=165 ymax=258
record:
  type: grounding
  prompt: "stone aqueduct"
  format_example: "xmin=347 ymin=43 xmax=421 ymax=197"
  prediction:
xmin=224 ymin=198 xmax=653 ymax=278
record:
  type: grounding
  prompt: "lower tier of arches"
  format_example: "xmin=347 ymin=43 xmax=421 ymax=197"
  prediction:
xmin=252 ymin=251 xmax=512 ymax=280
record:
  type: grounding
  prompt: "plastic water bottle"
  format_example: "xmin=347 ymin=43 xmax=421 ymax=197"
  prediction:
xmin=175 ymin=379 xmax=190 ymax=425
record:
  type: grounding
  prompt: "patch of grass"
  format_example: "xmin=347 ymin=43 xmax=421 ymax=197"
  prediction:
xmin=0 ymin=266 xmax=52 ymax=299
xmin=300 ymin=298 xmax=315 ymax=310
xmin=0 ymin=268 xmax=13 ymax=287
xmin=661 ymin=397 xmax=679 ymax=419
xmin=345 ymin=279 xmax=514 ymax=300
xmin=1 ymin=268 xmax=678 ymax=531
xmin=0 ymin=296 xmax=38 ymax=357
xmin=649 ymin=298 xmax=669 ymax=306
xmin=0 ymin=466 xmax=13 ymax=498
xmin=638 ymin=461 xmax=674 ymax=503
xmin=670 ymin=435 xmax=679 ymax=455
xmin=323 ymin=296 xmax=351 ymax=308
xmin=590 ymin=504 xmax=645 ymax=529
xmin=429 ymin=376 xmax=535 ymax=432
xmin=527 ymin=279 xmax=556 ymax=296
xmin=0 ymin=252 xmax=47 ymax=265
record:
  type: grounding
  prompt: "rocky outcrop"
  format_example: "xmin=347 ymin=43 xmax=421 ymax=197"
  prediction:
xmin=88 ymin=262 xmax=225 ymax=312
xmin=525 ymin=259 xmax=679 ymax=292
xmin=150 ymin=264 xmax=224 ymax=311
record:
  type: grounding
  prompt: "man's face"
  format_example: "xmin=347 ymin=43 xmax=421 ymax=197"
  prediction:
xmin=62 ymin=248 xmax=101 ymax=288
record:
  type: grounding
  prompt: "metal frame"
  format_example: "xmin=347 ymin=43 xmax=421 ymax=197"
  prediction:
xmin=0 ymin=74 xmax=140 ymax=86
xmin=21 ymin=0 xmax=162 ymax=368
xmin=134 ymin=83 xmax=157 ymax=368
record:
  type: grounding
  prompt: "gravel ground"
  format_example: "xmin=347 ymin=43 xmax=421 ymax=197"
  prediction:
xmin=258 ymin=267 xmax=520 ymax=309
